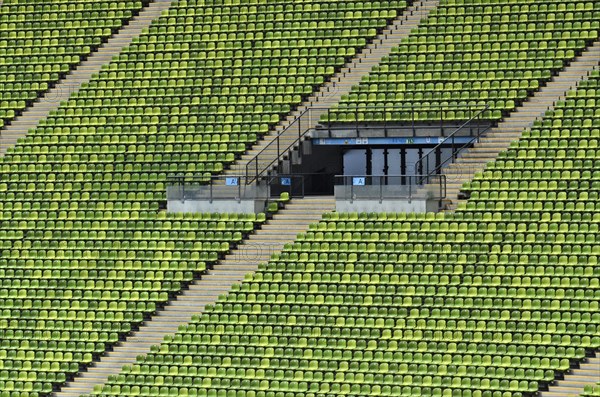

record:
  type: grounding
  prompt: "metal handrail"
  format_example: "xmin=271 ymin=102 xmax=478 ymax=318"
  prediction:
xmin=245 ymin=103 xmax=492 ymax=184
xmin=245 ymin=107 xmax=314 ymax=185
xmin=414 ymin=103 xmax=491 ymax=181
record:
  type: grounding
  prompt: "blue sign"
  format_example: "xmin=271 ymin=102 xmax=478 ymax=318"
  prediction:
xmin=280 ymin=177 xmax=291 ymax=186
xmin=225 ymin=177 xmax=239 ymax=186
xmin=352 ymin=177 xmax=366 ymax=186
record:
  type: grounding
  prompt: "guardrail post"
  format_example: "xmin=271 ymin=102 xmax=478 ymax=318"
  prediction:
xmin=440 ymin=106 xmax=444 ymax=137
xmin=411 ymin=103 xmax=415 ymax=136
xmin=384 ymin=106 xmax=387 ymax=137
xmin=470 ymin=106 xmax=474 ymax=136
xmin=442 ymin=175 xmax=446 ymax=200
xmin=477 ymin=110 xmax=481 ymax=142
xmin=452 ymin=132 xmax=455 ymax=161
xmin=264 ymin=176 xmax=269 ymax=204
xmin=255 ymin=160 xmax=258 ymax=185
xmin=180 ymin=176 xmax=185 ymax=203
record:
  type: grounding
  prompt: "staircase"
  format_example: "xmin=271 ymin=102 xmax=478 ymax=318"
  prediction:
xmin=540 ymin=353 xmax=600 ymax=397
xmin=227 ymin=0 xmax=441 ymax=178
xmin=440 ymin=39 xmax=600 ymax=211
xmin=53 ymin=196 xmax=335 ymax=397
xmin=0 ymin=0 xmax=175 ymax=156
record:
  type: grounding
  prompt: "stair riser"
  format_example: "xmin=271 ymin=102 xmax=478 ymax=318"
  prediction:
xmin=541 ymin=353 xmax=600 ymax=397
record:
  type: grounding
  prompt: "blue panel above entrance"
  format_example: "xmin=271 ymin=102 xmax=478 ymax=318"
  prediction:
xmin=312 ymin=136 xmax=472 ymax=146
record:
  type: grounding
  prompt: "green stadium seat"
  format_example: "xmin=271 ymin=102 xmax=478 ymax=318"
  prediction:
xmin=0 ymin=0 xmax=414 ymax=395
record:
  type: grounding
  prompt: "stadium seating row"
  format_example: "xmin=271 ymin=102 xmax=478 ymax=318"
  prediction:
xmin=1 ymin=0 xmax=599 ymax=395
xmin=0 ymin=212 xmax=264 ymax=396
xmin=324 ymin=0 xmax=599 ymax=122
xmin=2 ymin=0 xmax=410 ymax=205
xmin=582 ymin=382 xmax=600 ymax=396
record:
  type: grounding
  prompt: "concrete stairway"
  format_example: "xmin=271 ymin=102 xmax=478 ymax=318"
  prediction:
xmin=226 ymin=0 xmax=440 ymax=177
xmin=540 ymin=353 xmax=600 ymax=397
xmin=439 ymin=39 xmax=600 ymax=211
xmin=0 ymin=0 xmax=175 ymax=156
xmin=52 ymin=196 xmax=335 ymax=397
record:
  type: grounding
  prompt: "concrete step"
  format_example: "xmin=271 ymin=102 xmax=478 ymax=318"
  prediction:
xmin=540 ymin=354 xmax=600 ymax=397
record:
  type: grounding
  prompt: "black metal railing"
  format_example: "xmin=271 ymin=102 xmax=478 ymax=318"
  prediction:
xmin=265 ymin=174 xmax=306 ymax=199
xmin=245 ymin=107 xmax=322 ymax=185
xmin=414 ymin=103 xmax=492 ymax=181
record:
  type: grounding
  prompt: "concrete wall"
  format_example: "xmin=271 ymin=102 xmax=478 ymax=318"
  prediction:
xmin=334 ymin=184 xmax=441 ymax=213
xmin=167 ymin=184 xmax=269 ymax=214
xmin=335 ymin=198 xmax=440 ymax=213
xmin=168 ymin=198 xmax=267 ymax=214
xmin=334 ymin=184 xmax=436 ymax=200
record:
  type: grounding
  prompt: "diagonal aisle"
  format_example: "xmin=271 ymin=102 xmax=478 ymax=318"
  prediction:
xmin=0 ymin=0 xmax=154 ymax=132
xmin=0 ymin=0 xmax=176 ymax=155
xmin=435 ymin=40 xmax=600 ymax=210
xmin=53 ymin=197 xmax=335 ymax=397
xmin=87 ymin=67 xmax=600 ymax=397
xmin=541 ymin=353 xmax=600 ymax=397
xmin=225 ymin=0 xmax=442 ymax=177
